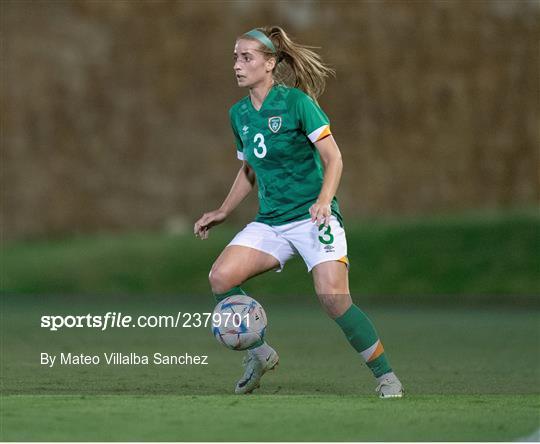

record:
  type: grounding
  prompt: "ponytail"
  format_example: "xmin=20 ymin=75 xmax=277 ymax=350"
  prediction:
xmin=240 ymin=26 xmax=335 ymax=100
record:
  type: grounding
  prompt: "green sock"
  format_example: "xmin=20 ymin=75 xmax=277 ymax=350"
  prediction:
xmin=213 ymin=286 xmax=247 ymax=303
xmin=335 ymin=304 xmax=392 ymax=378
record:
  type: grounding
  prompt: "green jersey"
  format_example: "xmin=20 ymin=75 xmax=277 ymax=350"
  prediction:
xmin=229 ymin=84 xmax=342 ymax=226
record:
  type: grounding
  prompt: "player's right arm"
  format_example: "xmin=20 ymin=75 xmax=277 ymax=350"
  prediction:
xmin=193 ymin=161 xmax=255 ymax=239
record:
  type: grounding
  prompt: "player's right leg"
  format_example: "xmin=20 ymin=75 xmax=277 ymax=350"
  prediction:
xmin=209 ymin=223 xmax=294 ymax=394
xmin=209 ymin=245 xmax=281 ymax=395
xmin=209 ymin=245 xmax=281 ymax=296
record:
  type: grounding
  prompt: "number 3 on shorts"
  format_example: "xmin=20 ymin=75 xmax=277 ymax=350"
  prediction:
xmin=318 ymin=223 xmax=334 ymax=244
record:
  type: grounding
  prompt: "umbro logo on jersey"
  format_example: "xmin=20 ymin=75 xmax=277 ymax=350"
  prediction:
xmin=242 ymin=125 xmax=249 ymax=135
xmin=268 ymin=116 xmax=282 ymax=133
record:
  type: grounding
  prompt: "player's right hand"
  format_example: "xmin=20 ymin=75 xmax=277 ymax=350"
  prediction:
xmin=193 ymin=209 xmax=228 ymax=240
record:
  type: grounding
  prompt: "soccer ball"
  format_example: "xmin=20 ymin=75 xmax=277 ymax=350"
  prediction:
xmin=211 ymin=295 xmax=267 ymax=350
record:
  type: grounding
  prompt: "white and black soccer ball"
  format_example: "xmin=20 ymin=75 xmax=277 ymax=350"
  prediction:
xmin=211 ymin=295 xmax=267 ymax=351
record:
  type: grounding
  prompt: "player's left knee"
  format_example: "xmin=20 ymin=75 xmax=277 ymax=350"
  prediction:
xmin=316 ymin=276 xmax=348 ymax=297
xmin=318 ymin=293 xmax=351 ymax=318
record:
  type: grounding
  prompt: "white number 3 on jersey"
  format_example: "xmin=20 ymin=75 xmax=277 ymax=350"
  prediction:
xmin=253 ymin=133 xmax=267 ymax=159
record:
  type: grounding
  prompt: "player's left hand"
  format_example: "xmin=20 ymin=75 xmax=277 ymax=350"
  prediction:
xmin=309 ymin=201 xmax=332 ymax=227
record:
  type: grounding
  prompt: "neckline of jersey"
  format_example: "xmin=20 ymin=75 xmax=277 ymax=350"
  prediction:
xmin=248 ymin=84 xmax=278 ymax=113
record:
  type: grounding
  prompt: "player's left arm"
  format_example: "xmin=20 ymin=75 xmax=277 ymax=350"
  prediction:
xmin=310 ymin=135 xmax=343 ymax=227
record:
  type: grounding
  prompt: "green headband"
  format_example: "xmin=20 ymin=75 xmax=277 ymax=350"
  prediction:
xmin=244 ymin=29 xmax=276 ymax=53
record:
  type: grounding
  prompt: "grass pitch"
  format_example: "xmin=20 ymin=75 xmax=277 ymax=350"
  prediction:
xmin=3 ymin=394 xmax=538 ymax=441
xmin=3 ymin=210 xmax=539 ymax=303
xmin=2 ymin=296 xmax=539 ymax=441
xmin=2 ymin=211 xmax=539 ymax=440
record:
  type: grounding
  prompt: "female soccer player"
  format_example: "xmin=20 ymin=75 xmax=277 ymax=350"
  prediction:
xmin=193 ymin=27 xmax=403 ymax=398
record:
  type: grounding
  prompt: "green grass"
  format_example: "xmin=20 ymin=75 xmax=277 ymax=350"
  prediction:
xmin=2 ymin=210 xmax=539 ymax=305
xmin=1 ymin=294 xmax=539 ymax=440
xmin=3 ymin=394 xmax=538 ymax=441
xmin=1 ymin=211 xmax=539 ymax=440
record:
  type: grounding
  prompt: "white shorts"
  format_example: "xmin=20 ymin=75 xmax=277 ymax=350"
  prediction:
xmin=228 ymin=216 xmax=348 ymax=272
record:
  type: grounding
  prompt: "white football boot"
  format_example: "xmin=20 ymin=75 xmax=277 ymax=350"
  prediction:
xmin=375 ymin=372 xmax=404 ymax=399
xmin=235 ymin=348 xmax=279 ymax=394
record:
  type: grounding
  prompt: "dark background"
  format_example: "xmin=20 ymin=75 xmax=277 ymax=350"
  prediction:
xmin=3 ymin=0 xmax=538 ymax=240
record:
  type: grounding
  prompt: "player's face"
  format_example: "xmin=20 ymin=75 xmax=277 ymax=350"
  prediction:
xmin=233 ymin=39 xmax=273 ymax=88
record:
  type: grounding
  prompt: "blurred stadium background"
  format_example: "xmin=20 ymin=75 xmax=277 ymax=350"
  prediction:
xmin=2 ymin=0 xmax=539 ymax=302
xmin=2 ymin=0 xmax=538 ymax=237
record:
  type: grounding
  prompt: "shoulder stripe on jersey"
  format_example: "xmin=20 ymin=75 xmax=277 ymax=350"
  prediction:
xmin=237 ymin=150 xmax=245 ymax=161
xmin=308 ymin=125 xmax=332 ymax=143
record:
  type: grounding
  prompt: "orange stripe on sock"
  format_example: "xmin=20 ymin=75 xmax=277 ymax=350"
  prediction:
xmin=367 ymin=340 xmax=385 ymax=362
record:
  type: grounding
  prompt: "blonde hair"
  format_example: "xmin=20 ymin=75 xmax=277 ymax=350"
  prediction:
xmin=240 ymin=26 xmax=335 ymax=100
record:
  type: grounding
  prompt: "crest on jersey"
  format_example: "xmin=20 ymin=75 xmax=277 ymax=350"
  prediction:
xmin=268 ymin=116 xmax=282 ymax=133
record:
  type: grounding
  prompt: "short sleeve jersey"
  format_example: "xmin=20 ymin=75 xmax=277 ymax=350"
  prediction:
xmin=229 ymin=85 xmax=342 ymax=226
